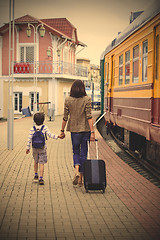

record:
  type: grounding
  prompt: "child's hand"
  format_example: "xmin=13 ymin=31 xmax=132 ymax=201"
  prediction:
xmin=58 ymin=132 xmax=65 ymax=139
xmin=26 ymin=149 xmax=30 ymax=154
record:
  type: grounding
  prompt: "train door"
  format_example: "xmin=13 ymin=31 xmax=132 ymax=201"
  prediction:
xmin=153 ymin=24 xmax=160 ymax=124
xmin=109 ymin=55 xmax=115 ymax=112
xmin=104 ymin=61 xmax=109 ymax=111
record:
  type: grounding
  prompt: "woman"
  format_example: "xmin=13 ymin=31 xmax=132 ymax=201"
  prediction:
xmin=60 ymin=80 xmax=95 ymax=186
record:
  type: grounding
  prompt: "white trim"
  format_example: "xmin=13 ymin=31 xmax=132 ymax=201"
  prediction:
xmin=36 ymin=33 xmax=39 ymax=62
xmin=0 ymin=36 xmax=2 ymax=117
xmin=0 ymin=36 xmax=2 ymax=76
xmin=15 ymin=26 xmax=19 ymax=61
xmin=13 ymin=85 xmax=42 ymax=96
xmin=48 ymin=77 xmax=58 ymax=115
xmin=0 ymin=78 xmax=3 ymax=118
xmin=13 ymin=92 xmax=21 ymax=114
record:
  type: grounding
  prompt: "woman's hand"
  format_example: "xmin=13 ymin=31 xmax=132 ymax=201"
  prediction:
xmin=90 ymin=132 xmax=95 ymax=141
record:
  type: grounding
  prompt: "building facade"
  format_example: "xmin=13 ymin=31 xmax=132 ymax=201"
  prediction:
xmin=0 ymin=15 xmax=88 ymax=118
xmin=77 ymin=58 xmax=101 ymax=108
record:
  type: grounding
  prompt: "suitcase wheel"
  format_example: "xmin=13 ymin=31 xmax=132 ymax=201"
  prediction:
xmin=86 ymin=187 xmax=89 ymax=193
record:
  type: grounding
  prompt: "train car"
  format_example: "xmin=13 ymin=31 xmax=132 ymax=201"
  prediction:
xmin=100 ymin=0 xmax=160 ymax=168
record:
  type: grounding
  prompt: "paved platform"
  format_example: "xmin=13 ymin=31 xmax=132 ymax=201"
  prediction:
xmin=0 ymin=113 xmax=160 ymax=240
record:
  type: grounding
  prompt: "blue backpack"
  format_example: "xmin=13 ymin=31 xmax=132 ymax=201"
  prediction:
xmin=32 ymin=125 xmax=45 ymax=149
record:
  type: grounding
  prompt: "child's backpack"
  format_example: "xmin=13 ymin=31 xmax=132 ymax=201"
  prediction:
xmin=32 ymin=125 xmax=45 ymax=149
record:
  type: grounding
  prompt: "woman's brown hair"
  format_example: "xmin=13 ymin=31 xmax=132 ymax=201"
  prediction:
xmin=70 ymin=80 xmax=87 ymax=98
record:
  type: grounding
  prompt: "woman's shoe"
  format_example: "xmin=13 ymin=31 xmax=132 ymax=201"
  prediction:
xmin=73 ymin=173 xmax=80 ymax=185
xmin=78 ymin=182 xmax=83 ymax=187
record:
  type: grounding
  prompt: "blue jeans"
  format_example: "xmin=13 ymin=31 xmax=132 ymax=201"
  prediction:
xmin=71 ymin=132 xmax=90 ymax=173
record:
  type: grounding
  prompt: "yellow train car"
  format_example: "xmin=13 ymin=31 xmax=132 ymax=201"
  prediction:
xmin=101 ymin=0 xmax=160 ymax=167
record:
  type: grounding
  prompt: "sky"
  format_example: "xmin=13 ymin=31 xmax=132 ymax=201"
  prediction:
xmin=0 ymin=0 xmax=152 ymax=65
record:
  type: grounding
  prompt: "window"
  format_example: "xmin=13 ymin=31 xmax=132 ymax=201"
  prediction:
xmin=133 ymin=45 xmax=139 ymax=83
xmin=20 ymin=46 xmax=34 ymax=62
xmin=125 ymin=51 xmax=130 ymax=84
xmin=107 ymin=63 xmax=109 ymax=84
xmin=155 ymin=35 xmax=159 ymax=80
xmin=105 ymin=62 xmax=107 ymax=83
xmin=119 ymin=54 xmax=123 ymax=85
xmin=14 ymin=92 xmax=22 ymax=112
xmin=142 ymin=40 xmax=148 ymax=82
xmin=29 ymin=92 xmax=39 ymax=112
xmin=111 ymin=56 xmax=115 ymax=86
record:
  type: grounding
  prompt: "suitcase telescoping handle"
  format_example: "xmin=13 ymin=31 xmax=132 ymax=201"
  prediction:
xmin=87 ymin=139 xmax=98 ymax=160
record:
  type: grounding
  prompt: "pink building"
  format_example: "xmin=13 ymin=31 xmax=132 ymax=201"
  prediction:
xmin=0 ymin=15 xmax=88 ymax=118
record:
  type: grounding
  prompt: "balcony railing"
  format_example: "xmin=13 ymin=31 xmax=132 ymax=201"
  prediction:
xmin=14 ymin=61 xmax=88 ymax=77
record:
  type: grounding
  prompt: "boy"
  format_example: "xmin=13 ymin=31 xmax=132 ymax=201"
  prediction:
xmin=26 ymin=112 xmax=64 ymax=185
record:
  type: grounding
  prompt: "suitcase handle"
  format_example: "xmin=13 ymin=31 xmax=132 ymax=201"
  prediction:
xmin=88 ymin=139 xmax=98 ymax=160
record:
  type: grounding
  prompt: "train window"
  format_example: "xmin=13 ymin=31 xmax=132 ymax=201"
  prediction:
xmin=119 ymin=54 xmax=123 ymax=85
xmin=155 ymin=35 xmax=159 ymax=80
xmin=107 ymin=63 xmax=109 ymax=83
xmin=125 ymin=51 xmax=130 ymax=84
xmin=142 ymin=40 xmax=148 ymax=82
xmin=113 ymin=59 xmax=115 ymax=86
xmin=133 ymin=45 xmax=139 ymax=83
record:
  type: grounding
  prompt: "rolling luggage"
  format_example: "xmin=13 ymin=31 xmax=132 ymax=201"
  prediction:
xmin=84 ymin=139 xmax=107 ymax=193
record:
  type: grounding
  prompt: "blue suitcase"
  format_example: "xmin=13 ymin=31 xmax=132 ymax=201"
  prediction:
xmin=84 ymin=139 xmax=107 ymax=193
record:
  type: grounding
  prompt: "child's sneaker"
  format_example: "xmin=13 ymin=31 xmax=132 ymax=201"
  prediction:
xmin=33 ymin=174 xmax=38 ymax=182
xmin=39 ymin=178 xmax=44 ymax=185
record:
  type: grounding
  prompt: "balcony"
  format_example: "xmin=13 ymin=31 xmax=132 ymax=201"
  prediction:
xmin=14 ymin=61 xmax=88 ymax=78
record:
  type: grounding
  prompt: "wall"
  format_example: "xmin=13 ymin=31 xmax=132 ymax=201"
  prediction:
xmin=3 ymin=79 xmax=49 ymax=118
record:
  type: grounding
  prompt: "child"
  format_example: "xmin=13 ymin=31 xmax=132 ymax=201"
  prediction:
xmin=26 ymin=112 xmax=64 ymax=185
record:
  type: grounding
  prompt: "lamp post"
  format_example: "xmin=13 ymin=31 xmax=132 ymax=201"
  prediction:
xmin=7 ymin=0 xmax=15 ymax=150
xmin=46 ymin=46 xmax=61 ymax=119
xmin=26 ymin=23 xmax=45 ymax=115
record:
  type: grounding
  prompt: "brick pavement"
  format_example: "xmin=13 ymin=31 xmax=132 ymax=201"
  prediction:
xmin=0 ymin=113 xmax=160 ymax=240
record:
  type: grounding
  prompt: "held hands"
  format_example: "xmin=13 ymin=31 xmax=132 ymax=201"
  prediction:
xmin=58 ymin=132 xmax=65 ymax=139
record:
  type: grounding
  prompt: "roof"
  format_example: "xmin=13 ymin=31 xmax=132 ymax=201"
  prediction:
xmin=100 ymin=0 xmax=160 ymax=60
xmin=41 ymin=18 xmax=75 ymax=40
xmin=0 ymin=14 xmax=86 ymax=46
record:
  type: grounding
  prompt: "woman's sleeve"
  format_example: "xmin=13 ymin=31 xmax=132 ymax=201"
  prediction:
xmin=85 ymin=97 xmax=92 ymax=119
xmin=63 ymin=99 xmax=69 ymax=121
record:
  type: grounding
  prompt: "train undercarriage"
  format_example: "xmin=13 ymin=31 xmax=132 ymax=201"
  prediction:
xmin=107 ymin=122 xmax=160 ymax=170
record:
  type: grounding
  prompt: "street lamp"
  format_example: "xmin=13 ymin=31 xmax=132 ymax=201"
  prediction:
xmin=7 ymin=0 xmax=15 ymax=150
xmin=46 ymin=46 xmax=61 ymax=75
xmin=26 ymin=23 xmax=45 ymax=115
xmin=46 ymin=46 xmax=57 ymax=121
xmin=57 ymin=49 xmax=61 ymax=57
xmin=46 ymin=48 xmax=51 ymax=57
xmin=46 ymin=47 xmax=61 ymax=58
